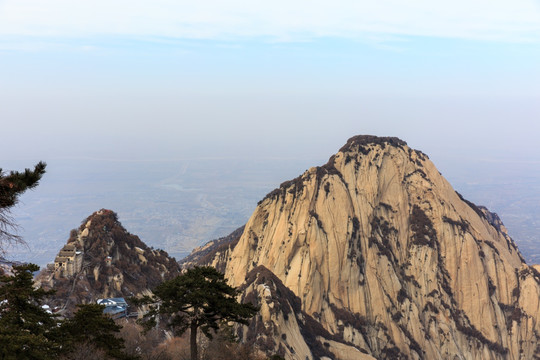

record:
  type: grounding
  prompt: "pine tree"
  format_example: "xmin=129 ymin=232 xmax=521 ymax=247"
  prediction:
xmin=137 ymin=266 xmax=258 ymax=360
xmin=0 ymin=263 xmax=60 ymax=359
xmin=60 ymin=304 xmax=131 ymax=360
xmin=0 ymin=162 xmax=46 ymax=253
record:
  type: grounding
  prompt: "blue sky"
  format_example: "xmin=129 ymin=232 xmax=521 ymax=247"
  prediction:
xmin=1 ymin=0 xmax=539 ymax=165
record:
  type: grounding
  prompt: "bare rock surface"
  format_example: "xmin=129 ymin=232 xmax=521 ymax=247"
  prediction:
xmin=185 ymin=135 xmax=540 ymax=359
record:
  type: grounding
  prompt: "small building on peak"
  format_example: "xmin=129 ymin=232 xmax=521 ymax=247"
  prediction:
xmin=54 ymin=243 xmax=83 ymax=278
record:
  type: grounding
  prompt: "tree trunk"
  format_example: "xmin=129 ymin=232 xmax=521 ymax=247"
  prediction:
xmin=190 ymin=323 xmax=198 ymax=360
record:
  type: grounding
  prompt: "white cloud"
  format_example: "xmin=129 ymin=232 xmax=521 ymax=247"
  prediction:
xmin=0 ymin=0 xmax=539 ymax=43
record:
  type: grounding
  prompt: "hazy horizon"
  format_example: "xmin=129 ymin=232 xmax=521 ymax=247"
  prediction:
xmin=3 ymin=149 xmax=540 ymax=268
xmin=1 ymin=1 xmax=539 ymax=265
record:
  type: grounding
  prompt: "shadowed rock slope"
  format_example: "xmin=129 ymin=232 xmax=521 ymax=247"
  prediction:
xmin=37 ymin=209 xmax=180 ymax=315
xmin=183 ymin=135 xmax=540 ymax=360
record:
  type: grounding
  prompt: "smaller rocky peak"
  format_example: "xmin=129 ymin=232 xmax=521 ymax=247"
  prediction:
xmin=180 ymin=226 xmax=245 ymax=272
xmin=37 ymin=209 xmax=180 ymax=315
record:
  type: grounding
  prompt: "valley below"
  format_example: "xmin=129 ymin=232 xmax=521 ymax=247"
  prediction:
xmin=6 ymin=155 xmax=540 ymax=267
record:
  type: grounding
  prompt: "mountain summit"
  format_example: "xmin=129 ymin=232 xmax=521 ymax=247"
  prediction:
xmin=184 ymin=135 xmax=540 ymax=359
xmin=37 ymin=209 xmax=180 ymax=314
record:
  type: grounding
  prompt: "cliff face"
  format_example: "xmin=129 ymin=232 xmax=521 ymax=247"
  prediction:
xmin=184 ymin=135 xmax=540 ymax=360
xmin=37 ymin=209 xmax=180 ymax=314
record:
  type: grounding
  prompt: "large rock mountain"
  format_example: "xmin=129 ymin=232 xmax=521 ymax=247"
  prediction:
xmin=37 ymin=209 xmax=180 ymax=314
xmin=183 ymin=135 xmax=540 ymax=360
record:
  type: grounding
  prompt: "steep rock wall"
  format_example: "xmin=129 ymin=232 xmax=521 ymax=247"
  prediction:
xmin=186 ymin=136 xmax=540 ymax=359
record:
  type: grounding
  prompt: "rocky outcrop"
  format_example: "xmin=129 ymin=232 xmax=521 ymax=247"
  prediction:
xmin=185 ymin=135 xmax=540 ymax=360
xmin=237 ymin=265 xmax=376 ymax=360
xmin=180 ymin=225 xmax=244 ymax=273
xmin=37 ymin=209 xmax=180 ymax=315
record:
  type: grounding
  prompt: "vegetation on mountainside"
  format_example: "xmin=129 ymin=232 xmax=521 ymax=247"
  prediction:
xmin=0 ymin=263 xmax=61 ymax=359
xmin=0 ymin=264 xmax=135 ymax=359
xmin=1 ymin=261 xmax=264 ymax=360
xmin=60 ymin=304 xmax=131 ymax=359
xmin=135 ymin=266 xmax=259 ymax=360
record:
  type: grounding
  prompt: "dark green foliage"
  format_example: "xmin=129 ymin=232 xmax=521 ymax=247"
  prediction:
xmin=0 ymin=263 xmax=60 ymax=359
xmin=404 ymin=169 xmax=429 ymax=181
xmin=259 ymin=155 xmax=346 ymax=207
xmin=309 ymin=210 xmax=325 ymax=233
xmin=0 ymin=162 xmax=46 ymax=209
xmin=392 ymin=311 xmax=403 ymax=322
xmin=499 ymin=303 xmax=524 ymax=330
xmin=249 ymin=230 xmax=260 ymax=250
xmin=423 ymin=301 xmax=439 ymax=314
xmin=259 ymin=175 xmax=305 ymax=205
xmin=351 ymin=216 xmax=360 ymax=237
xmin=137 ymin=266 xmax=258 ymax=360
xmin=381 ymin=346 xmax=404 ymax=359
xmin=400 ymin=325 xmax=423 ymax=356
xmin=329 ymin=304 xmax=369 ymax=330
xmin=519 ymin=266 xmax=540 ymax=283
xmin=484 ymin=240 xmax=500 ymax=256
xmin=338 ymin=135 xmax=407 ymax=153
xmin=369 ymin=216 xmax=397 ymax=262
xmin=437 ymin=253 xmax=455 ymax=301
xmin=260 ymin=144 xmax=351 ymax=208
xmin=317 ymin=155 xmax=344 ymax=181
xmin=60 ymin=304 xmax=130 ymax=359
xmin=397 ymin=288 xmax=409 ymax=304
xmin=144 ymin=266 xmax=259 ymax=334
xmin=410 ymin=205 xmax=436 ymax=247
xmin=324 ymin=182 xmax=330 ymax=195
xmin=409 ymin=207 xmax=456 ymax=304
xmin=348 ymin=216 xmax=365 ymax=273
xmin=0 ymin=162 xmax=46 ymax=251
xmin=452 ymin=310 xmax=508 ymax=355
xmin=442 ymin=216 xmax=470 ymax=232
xmin=379 ymin=202 xmax=394 ymax=212
xmin=300 ymin=314 xmax=337 ymax=359
xmin=399 ymin=266 xmax=419 ymax=287
xmin=512 ymin=286 xmax=520 ymax=299
xmin=488 ymin=278 xmax=497 ymax=296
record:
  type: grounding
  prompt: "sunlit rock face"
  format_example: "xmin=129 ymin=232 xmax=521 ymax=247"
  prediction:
xmin=184 ymin=135 xmax=540 ymax=360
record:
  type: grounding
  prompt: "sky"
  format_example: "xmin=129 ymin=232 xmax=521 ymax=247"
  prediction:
xmin=1 ymin=0 xmax=540 ymax=265
xmin=1 ymin=0 xmax=540 ymax=165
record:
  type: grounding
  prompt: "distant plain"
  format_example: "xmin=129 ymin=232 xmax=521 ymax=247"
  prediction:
xmin=6 ymin=155 xmax=540 ymax=267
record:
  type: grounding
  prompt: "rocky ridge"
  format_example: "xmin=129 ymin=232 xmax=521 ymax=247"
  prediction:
xmin=37 ymin=209 xmax=180 ymax=314
xmin=183 ymin=135 xmax=540 ymax=360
